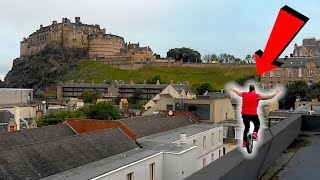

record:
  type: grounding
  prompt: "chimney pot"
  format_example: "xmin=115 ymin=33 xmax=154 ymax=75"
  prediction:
xmin=180 ymin=133 xmax=187 ymax=144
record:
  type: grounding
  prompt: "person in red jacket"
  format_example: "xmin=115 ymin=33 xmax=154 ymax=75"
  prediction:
xmin=229 ymin=85 xmax=282 ymax=147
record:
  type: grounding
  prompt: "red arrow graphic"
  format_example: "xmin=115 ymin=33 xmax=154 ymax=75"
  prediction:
xmin=255 ymin=5 xmax=309 ymax=75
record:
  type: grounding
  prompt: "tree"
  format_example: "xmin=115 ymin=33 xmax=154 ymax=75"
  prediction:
xmin=147 ymin=75 xmax=161 ymax=84
xmin=128 ymin=88 xmax=143 ymax=105
xmin=236 ymin=75 xmax=257 ymax=86
xmin=82 ymin=102 xmax=121 ymax=120
xmin=114 ymin=96 xmax=121 ymax=105
xmin=192 ymin=83 xmax=214 ymax=95
xmin=217 ymin=53 xmax=236 ymax=63
xmin=80 ymin=91 xmax=102 ymax=103
xmin=280 ymin=80 xmax=309 ymax=110
xmin=202 ymin=54 xmax=218 ymax=63
xmin=37 ymin=109 xmax=85 ymax=127
xmin=0 ymin=80 xmax=4 ymax=88
xmin=167 ymin=47 xmax=201 ymax=63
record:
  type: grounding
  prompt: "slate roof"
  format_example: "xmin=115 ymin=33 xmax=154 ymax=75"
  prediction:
xmin=160 ymin=94 xmax=173 ymax=98
xmin=62 ymin=83 xmax=108 ymax=88
xmin=0 ymin=110 xmax=14 ymax=123
xmin=276 ymin=56 xmax=320 ymax=68
xmin=0 ymin=124 xmax=76 ymax=150
xmin=171 ymin=84 xmax=194 ymax=94
xmin=120 ymin=115 xmax=196 ymax=138
xmin=0 ymin=128 xmax=138 ymax=180
xmin=118 ymin=113 xmax=167 ymax=126
xmin=119 ymin=84 xmax=167 ymax=89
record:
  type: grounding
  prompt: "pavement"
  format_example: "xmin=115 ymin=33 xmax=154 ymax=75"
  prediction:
xmin=261 ymin=132 xmax=320 ymax=180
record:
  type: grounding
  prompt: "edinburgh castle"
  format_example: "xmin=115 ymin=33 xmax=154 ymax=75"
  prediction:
xmin=20 ymin=17 xmax=154 ymax=65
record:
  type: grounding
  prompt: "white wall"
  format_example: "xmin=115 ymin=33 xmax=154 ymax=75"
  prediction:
xmin=1 ymin=106 xmax=36 ymax=119
xmin=163 ymin=147 xmax=197 ymax=180
xmin=95 ymin=153 xmax=163 ymax=180
xmin=0 ymin=89 xmax=33 ymax=105
xmin=174 ymin=126 xmax=224 ymax=170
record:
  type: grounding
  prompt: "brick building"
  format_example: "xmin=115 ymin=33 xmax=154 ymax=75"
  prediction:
xmin=293 ymin=38 xmax=320 ymax=57
xmin=259 ymin=56 xmax=320 ymax=90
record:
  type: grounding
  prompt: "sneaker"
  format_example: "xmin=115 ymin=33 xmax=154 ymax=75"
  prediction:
xmin=252 ymin=132 xmax=258 ymax=141
xmin=242 ymin=141 xmax=247 ymax=147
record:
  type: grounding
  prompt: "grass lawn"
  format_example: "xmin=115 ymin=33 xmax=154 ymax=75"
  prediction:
xmin=66 ymin=60 xmax=257 ymax=90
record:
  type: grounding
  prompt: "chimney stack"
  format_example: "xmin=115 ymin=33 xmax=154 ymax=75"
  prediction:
xmin=180 ymin=133 xmax=187 ymax=144
xmin=156 ymin=80 xmax=160 ymax=85
xmin=14 ymin=107 xmax=21 ymax=131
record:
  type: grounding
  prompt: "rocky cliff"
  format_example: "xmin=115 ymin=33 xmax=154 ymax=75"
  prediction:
xmin=4 ymin=45 xmax=88 ymax=91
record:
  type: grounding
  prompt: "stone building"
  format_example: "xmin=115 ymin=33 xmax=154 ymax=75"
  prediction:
xmin=293 ymin=38 xmax=320 ymax=57
xmin=20 ymin=17 xmax=154 ymax=64
xmin=259 ymin=56 xmax=320 ymax=90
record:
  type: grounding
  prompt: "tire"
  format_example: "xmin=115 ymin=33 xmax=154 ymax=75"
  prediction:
xmin=246 ymin=134 xmax=253 ymax=154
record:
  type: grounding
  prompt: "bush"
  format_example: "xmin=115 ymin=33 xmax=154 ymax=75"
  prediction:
xmin=37 ymin=109 xmax=85 ymax=127
xmin=81 ymin=102 xmax=121 ymax=120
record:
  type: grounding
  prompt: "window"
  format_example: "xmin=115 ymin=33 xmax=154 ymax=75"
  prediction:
xmin=298 ymin=68 xmax=303 ymax=77
xmin=211 ymin=133 xmax=215 ymax=145
xmin=193 ymin=139 xmax=197 ymax=146
xmin=149 ymin=163 xmax=155 ymax=180
xmin=234 ymin=128 xmax=242 ymax=140
xmin=9 ymin=126 xmax=14 ymax=132
xmin=276 ymin=82 xmax=281 ymax=87
xmin=167 ymin=105 xmax=174 ymax=111
xmin=308 ymin=81 xmax=313 ymax=86
xmin=219 ymin=150 xmax=221 ymax=157
xmin=203 ymin=158 xmax=207 ymax=167
xmin=212 ymin=153 xmax=215 ymax=162
xmin=277 ymin=70 xmax=281 ymax=77
xmin=262 ymin=73 xmax=266 ymax=78
xmin=203 ymin=136 xmax=206 ymax=149
xmin=270 ymin=71 xmax=274 ymax=78
xmin=308 ymin=70 xmax=313 ymax=77
xmin=287 ymin=68 xmax=292 ymax=77
xmin=127 ymin=172 xmax=134 ymax=180
xmin=219 ymin=130 xmax=222 ymax=141
xmin=223 ymin=127 xmax=228 ymax=138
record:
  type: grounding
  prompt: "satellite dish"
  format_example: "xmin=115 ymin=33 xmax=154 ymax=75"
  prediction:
xmin=169 ymin=110 xmax=173 ymax=116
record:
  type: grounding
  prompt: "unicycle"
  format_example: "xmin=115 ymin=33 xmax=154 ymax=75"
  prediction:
xmin=246 ymin=133 xmax=254 ymax=154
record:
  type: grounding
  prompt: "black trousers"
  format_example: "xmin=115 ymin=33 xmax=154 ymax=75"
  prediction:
xmin=242 ymin=114 xmax=260 ymax=142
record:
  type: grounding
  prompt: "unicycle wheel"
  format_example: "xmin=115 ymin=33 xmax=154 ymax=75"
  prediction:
xmin=246 ymin=134 xmax=254 ymax=154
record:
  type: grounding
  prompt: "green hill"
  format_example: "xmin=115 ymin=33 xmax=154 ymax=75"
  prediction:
xmin=67 ymin=61 xmax=257 ymax=90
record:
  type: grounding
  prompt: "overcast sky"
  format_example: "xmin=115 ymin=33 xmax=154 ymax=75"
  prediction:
xmin=0 ymin=0 xmax=319 ymax=80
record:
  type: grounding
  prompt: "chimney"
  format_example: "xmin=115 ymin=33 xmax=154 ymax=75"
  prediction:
xmin=14 ymin=107 xmax=21 ymax=131
xmin=42 ymin=101 xmax=47 ymax=114
xmin=75 ymin=17 xmax=81 ymax=24
xmin=294 ymin=43 xmax=298 ymax=48
xmin=52 ymin=20 xmax=57 ymax=25
xmin=180 ymin=133 xmax=187 ymax=144
xmin=103 ymin=80 xmax=107 ymax=84
xmin=171 ymin=80 xmax=174 ymax=84
xmin=290 ymin=53 xmax=293 ymax=57
xmin=92 ymin=80 xmax=95 ymax=84
xmin=40 ymin=24 xmax=43 ymax=29
xmin=130 ymin=80 xmax=134 ymax=84
xmin=221 ymin=89 xmax=224 ymax=93
xmin=156 ymin=80 xmax=160 ymax=85
xmin=143 ymin=80 xmax=146 ymax=84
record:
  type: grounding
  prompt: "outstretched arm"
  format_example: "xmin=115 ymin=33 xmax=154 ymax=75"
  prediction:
xmin=229 ymin=87 xmax=243 ymax=97
xmin=259 ymin=89 xmax=282 ymax=100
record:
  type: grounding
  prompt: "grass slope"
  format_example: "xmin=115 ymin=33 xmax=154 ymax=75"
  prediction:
xmin=67 ymin=60 xmax=257 ymax=89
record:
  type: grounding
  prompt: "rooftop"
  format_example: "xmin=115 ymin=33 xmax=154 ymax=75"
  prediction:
xmin=0 ymin=128 xmax=138 ymax=179
xmin=138 ymin=123 xmax=221 ymax=143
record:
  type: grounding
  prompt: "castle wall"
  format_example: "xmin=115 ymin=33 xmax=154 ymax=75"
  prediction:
xmin=88 ymin=34 xmax=125 ymax=59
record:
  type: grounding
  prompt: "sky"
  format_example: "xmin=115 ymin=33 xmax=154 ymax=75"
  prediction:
xmin=0 ymin=0 xmax=320 ymax=81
